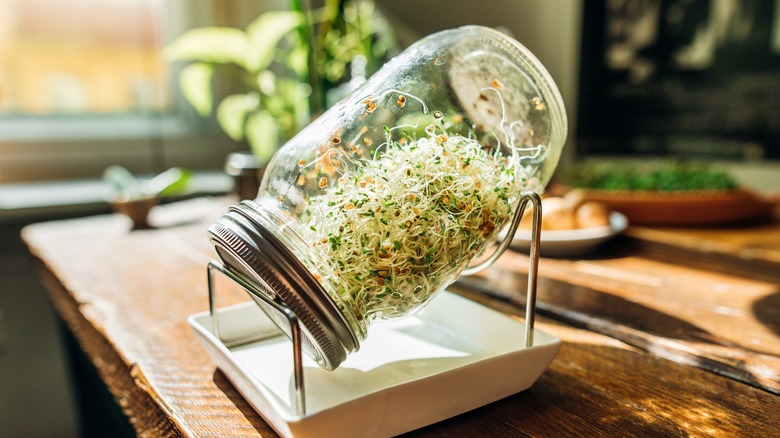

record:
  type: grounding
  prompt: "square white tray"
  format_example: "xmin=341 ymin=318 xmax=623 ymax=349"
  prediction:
xmin=188 ymin=291 xmax=560 ymax=438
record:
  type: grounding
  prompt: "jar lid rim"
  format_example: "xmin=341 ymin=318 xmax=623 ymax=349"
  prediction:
xmin=208 ymin=201 xmax=359 ymax=370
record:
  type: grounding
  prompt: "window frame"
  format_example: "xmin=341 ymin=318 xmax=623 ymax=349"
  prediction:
xmin=0 ymin=0 xmax=242 ymax=183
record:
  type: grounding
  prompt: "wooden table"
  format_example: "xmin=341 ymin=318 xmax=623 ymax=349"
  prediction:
xmin=22 ymin=197 xmax=780 ymax=437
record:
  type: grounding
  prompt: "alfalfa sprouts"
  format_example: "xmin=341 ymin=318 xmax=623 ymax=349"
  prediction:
xmin=299 ymin=99 xmax=541 ymax=323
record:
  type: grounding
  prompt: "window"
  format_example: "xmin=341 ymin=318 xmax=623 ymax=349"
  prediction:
xmin=0 ymin=0 xmax=172 ymax=116
xmin=577 ymin=0 xmax=780 ymax=161
xmin=0 ymin=0 xmax=240 ymax=183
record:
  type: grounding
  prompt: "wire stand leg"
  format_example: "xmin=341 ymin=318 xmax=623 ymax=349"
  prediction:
xmin=523 ymin=192 xmax=542 ymax=348
xmin=207 ymin=260 xmax=307 ymax=416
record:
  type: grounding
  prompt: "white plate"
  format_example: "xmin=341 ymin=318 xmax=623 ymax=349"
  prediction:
xmin=189 ymin=291 xmax=560 ymax=438
xmin=508 ymin=211 xmax=628 ymax=257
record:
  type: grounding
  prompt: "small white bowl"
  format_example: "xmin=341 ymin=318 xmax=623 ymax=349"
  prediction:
xmin=507 ymin=211 xmax=628 ymax=257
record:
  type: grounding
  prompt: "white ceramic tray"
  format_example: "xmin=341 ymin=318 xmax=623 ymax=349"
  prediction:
xmin=189 ymin=291 xmax=560 ymax=438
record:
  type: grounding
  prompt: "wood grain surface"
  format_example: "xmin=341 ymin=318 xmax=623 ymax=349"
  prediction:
xmin=459 ymin=233 xmax=780 ymax=395
xmin=626 ymin=203 xmax=780 ymax=266
xmin=22 ymin=197 xmax=780 ymax=437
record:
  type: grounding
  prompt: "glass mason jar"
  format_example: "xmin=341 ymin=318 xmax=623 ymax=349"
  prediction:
xmin=208 ymin=25 xmax=567 ymax=370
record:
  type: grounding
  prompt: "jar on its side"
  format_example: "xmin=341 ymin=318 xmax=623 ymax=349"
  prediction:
xmin=208 ymin=25 xmax=567 ymax=370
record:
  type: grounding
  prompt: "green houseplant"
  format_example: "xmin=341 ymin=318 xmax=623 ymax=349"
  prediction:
xmin=163 ymin=0 xmax=396 ymax=165
xmin=103 ymin=165 xmax=193 ymax=229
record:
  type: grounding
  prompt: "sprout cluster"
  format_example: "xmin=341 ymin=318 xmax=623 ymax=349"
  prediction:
xmin=300 ymin=130 xmax=530 ymax=323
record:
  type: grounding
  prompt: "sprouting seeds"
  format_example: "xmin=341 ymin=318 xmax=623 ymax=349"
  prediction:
xmin=532 ymin=96 xmax=545 ymax=111
xmin=363 ymin=98 xmax=378 ymax=113
xmin=299 ymin=131 xmax=531 ymax=322
xmin=289 ymin=84 xmax=544 ymax=324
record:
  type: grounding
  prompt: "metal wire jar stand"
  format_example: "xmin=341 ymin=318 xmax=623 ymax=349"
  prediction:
xmin=205 ymin=192 xmax=543 ymax=416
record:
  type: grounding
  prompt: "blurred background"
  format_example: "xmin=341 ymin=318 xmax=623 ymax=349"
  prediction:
xmin=1 ymin=0 xmax=778 ymax=436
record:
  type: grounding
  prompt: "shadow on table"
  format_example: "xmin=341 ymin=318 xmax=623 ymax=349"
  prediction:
xmin=539 ymin=281 xmax=720 ymax=344
xmin=459 ymin=270 xmax=780 ymax=394
xmin=597 ymin=237 xmax=780 ymax=347
xmin=213 ymin=369 xmax=272 ymax=435
xmin=753 ymin=291 xmax=780 ymax=339
xmin=460 ymin=271 xmax=717 ymax=345
xmin=405 ymin=341 xmax=770 ymax=436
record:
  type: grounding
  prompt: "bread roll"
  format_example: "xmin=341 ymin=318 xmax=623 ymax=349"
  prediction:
xmin=541 ymin=197 xmax=577 ymax=230
xmin=516 ymin=195 xmax=612 ymax=231
xmin=575 ymin=201 xmax=610 ymax=228
xmin=563 ymin=188 xmax=587 ymax=210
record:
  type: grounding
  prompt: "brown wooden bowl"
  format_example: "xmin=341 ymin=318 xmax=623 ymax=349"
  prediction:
xmin=565 ymin=188 xmax=776 ymax=226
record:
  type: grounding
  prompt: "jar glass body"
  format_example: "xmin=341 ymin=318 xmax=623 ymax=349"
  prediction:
xmin=210 ymin=25 xmax=567 ymax=370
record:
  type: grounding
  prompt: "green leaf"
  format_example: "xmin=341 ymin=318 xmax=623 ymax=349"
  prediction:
xmin=216 ymin=93 xmax=259 ymax=141
xmin=246 ymin=11 xmax=304 ymax=72
xmin=293 ymin=83 xmax=312 ymax=129
xmin=179 ymin=63 xmax=214 ymax=117
xmin=285 ymin=44 xmax=309 ymax=78
xmin=163 ymin=27 xmax=250 ymax=68
xmin=267 ymin=78 xmax=311 ymax=137
xmin=145 ymin=167 xmax=193 ymax=197
xmin=256 ymin=70 xmax=277 ymax=95
xmin=246 ymin=110 xmax=280 ymax=164
xmin=261 ymin=92 xmax=284 ymax=116
xmin=324 ymin=59 xmax=347 ymax=82
xmin=103 ymin=165 xmax=141 ymax=198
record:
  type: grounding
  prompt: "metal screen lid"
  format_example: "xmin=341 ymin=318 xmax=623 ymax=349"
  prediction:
xmin=207 ymin=202 xmax=358 ymax=371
